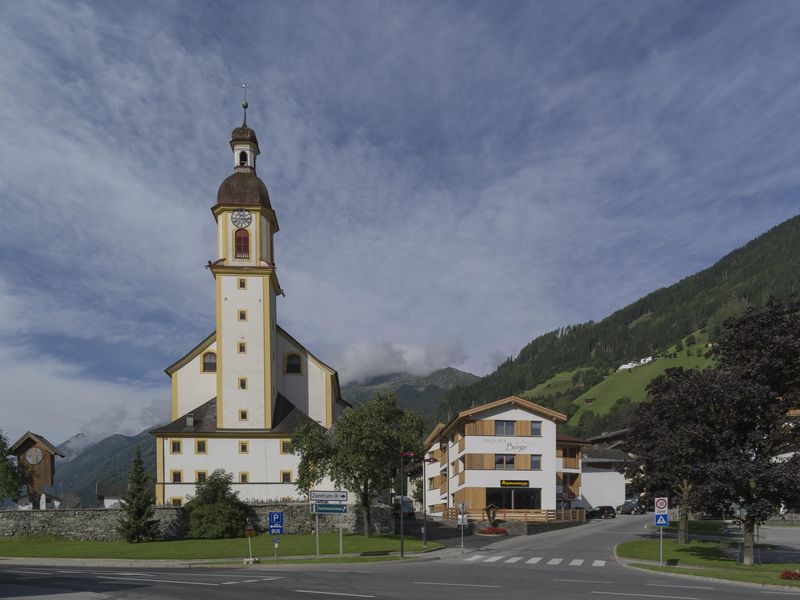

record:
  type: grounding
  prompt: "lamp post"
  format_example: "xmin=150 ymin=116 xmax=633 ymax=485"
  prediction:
xmin=399 ymin=451 xmax=416 ymax=558
xmin=421 ymin=456 xmax=436 ymax=549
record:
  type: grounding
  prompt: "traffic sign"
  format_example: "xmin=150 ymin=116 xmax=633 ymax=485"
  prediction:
xmin=269 ymin=511 xmax=284 ymax=535
xmin=311 ymin=503 xmax=348 ymax=514
xmin=245 ymin=518 xmax=257 ymax=537
xmin=310 ymin=490 xmax=347 ymax=503
xmin=458 ymin=502 xmax=467 ymax=515
xmin=654 ymin=514 xmax=670 ymax=527
xmin=654 ymin=497 xmax=668 ymax=515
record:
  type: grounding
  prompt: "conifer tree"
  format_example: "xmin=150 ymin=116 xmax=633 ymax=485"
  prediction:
xmin=117 ymin=448 xmax=158 ymax=542
xmin=0 ymin=432 xmax=20 ymax=501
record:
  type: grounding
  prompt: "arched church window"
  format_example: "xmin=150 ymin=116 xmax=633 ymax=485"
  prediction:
xmin=235 ymin=228 xmax=249 ymax=259
xmin=239 ymin=151 xmax=248 ymax=166
xmin=202 ymin=352 xmax=217 ymax=373
xmin=285 ymin=353 xmax=302 ymax=375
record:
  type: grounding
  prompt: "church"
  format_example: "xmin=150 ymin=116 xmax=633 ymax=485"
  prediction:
xmin=151 ymin=101 xmax=348 ymax=506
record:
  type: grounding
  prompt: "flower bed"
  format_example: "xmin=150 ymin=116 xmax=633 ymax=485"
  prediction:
xmin=780 ymin=570 xmax=800 ymax=580
xmin=477 ymin=526 xmax=507 ymax=535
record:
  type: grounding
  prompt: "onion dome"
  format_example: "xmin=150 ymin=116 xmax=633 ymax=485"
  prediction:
xmin=216 ymin=171 xmax=271 ymax=208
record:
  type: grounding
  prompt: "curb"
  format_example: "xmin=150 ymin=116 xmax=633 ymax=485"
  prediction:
xmin=613 ymin=543 xmax=800 ymax=593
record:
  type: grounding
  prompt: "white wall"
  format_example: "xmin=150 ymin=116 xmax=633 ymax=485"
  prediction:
xmin=174 ymin=340 xmax=217 ymax=417
xmin=579 ymin=467 xmax=626 ymax=509
xmin=276 ymin=331 xmax=329 ymax=426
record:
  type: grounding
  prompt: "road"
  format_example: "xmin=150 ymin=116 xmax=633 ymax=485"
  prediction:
xmin=1 ymin=516 xmax=798 ymax=599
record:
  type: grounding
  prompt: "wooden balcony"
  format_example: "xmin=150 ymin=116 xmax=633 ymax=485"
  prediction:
xmin=443 ymin=507 xmax=585 ymax=523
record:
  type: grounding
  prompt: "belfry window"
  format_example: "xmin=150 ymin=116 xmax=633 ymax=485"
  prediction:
xmin=202 ymin=352 xmax=216 ymax=373
xmin=235 ymin=228 xmax=249 ymax=259
xmin=285 ymin=353 xmax=302 ymax=375
xmin=239 ymin=151 xmax=248 ymax=166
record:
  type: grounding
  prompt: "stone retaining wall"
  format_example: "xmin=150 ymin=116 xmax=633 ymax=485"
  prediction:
xmin=0 ymin=503 xmax=393 ymax=541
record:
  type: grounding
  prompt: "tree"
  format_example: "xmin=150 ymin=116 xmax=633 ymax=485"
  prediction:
xmin=675 ymin=339 xmax=684 ymax=352
xmin=291 ymin=420 xmax=330 ymax=496
xmin=184 ymin=469 xmax=253 ymax=539
xmin=293 ymin=392 xmax=423 ymax=537
xmin=117 ymin=448 xmax=158 ymax=542
xmin=0 ymin=432 xmax=19 ymax=501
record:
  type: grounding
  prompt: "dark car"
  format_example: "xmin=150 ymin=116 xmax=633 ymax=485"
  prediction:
xmin=587 ymin=505 xmax=617 ymax=519
xmin=617 ymin=499 xmax=644 ymax=515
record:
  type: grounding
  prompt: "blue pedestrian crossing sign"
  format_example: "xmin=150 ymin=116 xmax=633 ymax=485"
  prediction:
xmin=654 ymin=514 xmax=669 ymax=527
xmin=269 ymin=511 xmax=284 ymax=534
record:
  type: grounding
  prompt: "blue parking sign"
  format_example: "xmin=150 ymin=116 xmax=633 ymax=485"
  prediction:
xmin=269 ymin=511 xmax=284 ymax=534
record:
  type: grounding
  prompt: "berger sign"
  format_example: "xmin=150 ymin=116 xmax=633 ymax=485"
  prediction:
xmin=500 ymin=479 xmax=529 ymax=488
xmin=480 ymin=438 xmax=531 ymax=453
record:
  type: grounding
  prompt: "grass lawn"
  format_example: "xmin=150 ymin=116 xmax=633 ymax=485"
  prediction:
xmin=520 ymin=369 xmax=581 ymax=400
xmin=663 ymin=520 xmax=732 ymax=536
xmin=0 ymin=534 xmax=439 ymax=560
xmin=617 ymin=538 xmax=800 ymax=587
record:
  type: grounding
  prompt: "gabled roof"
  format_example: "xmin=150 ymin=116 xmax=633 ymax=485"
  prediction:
xmin=424 ymin=396 xmax=567 ymax=448
xmin=556 ymin=432 xmax=591 ymax=446
xmin=164 ymin=331 xmax=216 ymax=376
xmin=9 ymin=432 xmax=65 ymax=457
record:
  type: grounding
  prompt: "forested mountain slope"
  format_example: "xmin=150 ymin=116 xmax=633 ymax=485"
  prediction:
xmin=440 ymin=215 xmax=800 ymax=423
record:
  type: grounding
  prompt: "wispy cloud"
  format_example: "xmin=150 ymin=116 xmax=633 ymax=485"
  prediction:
xmin=0 ymin=1 xmax=798 ymax=440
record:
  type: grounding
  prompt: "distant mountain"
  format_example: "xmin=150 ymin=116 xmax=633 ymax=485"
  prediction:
xmin=53 ymin=429 xmax=156 ymax=506
xmin=440 ymin=214 xmax=800 ymax=429
xmin=342 ymin=367 xmax=479 ymax=425
xmin=56 ymin=433 xmax=95 ymax=464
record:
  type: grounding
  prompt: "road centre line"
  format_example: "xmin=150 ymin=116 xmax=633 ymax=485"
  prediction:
xmin=647 ymin=583 xmax=716 ymax=590
xmin=294 ymin=591 xmax=375 ymax=598
xmin=590 ymin=592 xmax=699 ymax=600
xmin=413 ymin=581 xmax=502 ymax=588
xmin=97 ymin=575 xmax=218 ymax=586
xmin=5 ymin=569 xmax=54 ymax=575
xmin=554 ymin=579 xmax=612 ymax=584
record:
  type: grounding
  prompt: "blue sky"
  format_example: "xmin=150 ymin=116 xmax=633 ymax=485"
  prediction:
xmin=1 ymin=1 xmax=799 ymax=443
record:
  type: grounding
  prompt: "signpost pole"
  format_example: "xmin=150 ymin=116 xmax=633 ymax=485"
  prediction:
xmin=248 ymin=534 xmax=253 ymax=562
xmin=339 ymin=516 xmax=343 ymax=557
xmin=400 ymin=452 xmax=405 ymax=559
xmin=315 ymin=512 xmax=320 ymax=557
xmin=659 ymin=526 xmax=663 ymax=567
xmin=461 ymin=516 xmax=464 ymax=553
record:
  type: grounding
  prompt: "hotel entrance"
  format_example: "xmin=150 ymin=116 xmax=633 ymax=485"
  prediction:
xmin=486 ymin=486 xmax=542 ymax=509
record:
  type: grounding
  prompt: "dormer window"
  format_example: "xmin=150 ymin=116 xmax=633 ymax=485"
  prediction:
xmin=239 ymin=151 xmax=248 ymax=166
xmin=235 ymin=228 xmax=249 ymax=259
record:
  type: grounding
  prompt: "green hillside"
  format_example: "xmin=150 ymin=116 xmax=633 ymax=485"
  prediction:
xmin=440 ymin=214 xmax=800 ymax=430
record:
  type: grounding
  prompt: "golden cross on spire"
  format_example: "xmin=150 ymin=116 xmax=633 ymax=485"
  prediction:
xmin=241 ymin=82 xmax=250 ymax=126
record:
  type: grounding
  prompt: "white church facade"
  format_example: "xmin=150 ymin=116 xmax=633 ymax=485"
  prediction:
xmin=151 ymin=103 xmax=348 ymax=506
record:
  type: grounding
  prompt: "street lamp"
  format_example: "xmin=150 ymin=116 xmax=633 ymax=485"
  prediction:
xmin=399 ymin=451 xmax=416 ymax=558
xmin=421 ymin=456 xmax=436 ymax=549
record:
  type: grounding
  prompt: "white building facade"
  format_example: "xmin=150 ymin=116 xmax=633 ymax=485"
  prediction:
xmin=152 ymin=106 xmax=348 ymax=506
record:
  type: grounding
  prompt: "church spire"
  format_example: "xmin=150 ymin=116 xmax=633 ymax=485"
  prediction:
xmin=241 ymin=82 xmax=249 ymax=127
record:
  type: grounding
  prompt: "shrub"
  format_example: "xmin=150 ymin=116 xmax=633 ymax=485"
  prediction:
xmin=478 ymin=526 xmax=507 ymax=535
xmin=780 ymin=569 xmax=800 ymax=580
xmin=184 ymin=470 xmax=254 ymax=538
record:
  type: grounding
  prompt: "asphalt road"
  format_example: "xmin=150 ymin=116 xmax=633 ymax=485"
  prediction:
xmin=1 ymin=516 xmax=798 ymax=600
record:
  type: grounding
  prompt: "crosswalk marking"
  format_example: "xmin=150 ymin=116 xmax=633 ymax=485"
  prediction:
xmin=465 ymin=555 xmax=482 ymax=562
xmin=546 ymin=558 xmax=563 ymax=565
xmin=592 ymin=560 xmax=606 ymax=567
xmin=505 ymin=557 xmax=523 ymax=563
xmin=525 ymin=557 xmax=542 ymax=564
xmin=484 ymin=556 xmax=504 ymax=563
xmin=569 ymin=559 xmax=584 ymax=566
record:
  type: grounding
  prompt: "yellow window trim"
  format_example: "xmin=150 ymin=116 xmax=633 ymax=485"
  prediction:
xmin=195 ymin=470 xmax=208 ymax=483
xmin=170 ymin=469 xmax=183 ymax=483
xmin=239 ymin=409 xmax=248 ymax=421
xmin=169 ymin=497 xmax=183 ymax=507
xmin=200 ymin=350 xmax=217 ymax=373
xmin=280 ymin=439 xmax=292 ymax=455
xmin=170 ymin=439 xmax=182 ymax=455
xmin=238 ymin=309 xmax=248 ymax=322
xmin=239 ymin=472 xmax=250 ymax=483
xmin=284 ymin=352 xmax=303 ymax=376
xmin=238 ymin=377 xmax=248 ymax=390
xmin=239 ymin=441 xmax=249 ymax=454
xmin=195 ymin=439 xmax=208 ymax=455
xmin=238 ymin=341 xmax=247 ymax=354
xmin=280 ymin=470 xmax=292 ymax=483
xmin=238 ymin=277 xmax=247 ymax=290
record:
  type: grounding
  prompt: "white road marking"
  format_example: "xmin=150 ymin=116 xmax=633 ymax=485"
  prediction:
xmin=484 ymin=555 xmax=504 ymax=563
xmin=547 ymin=558 xmax=563 ymax=565
xmin=464 ymin=555 xmax=483 ymax=562
xmin=647 ymin=583 xmax=715 ymax=590
xmin=526 ymin=557 xmax=543 ymax=564
xmin=592 ymin=560 xmax=606 ymax=567
xmin=590 ymin=591 xmax=700 ymax=600
xmin=505 ymin=556 xmax=523 ymax=563
xmin=98 ymin=575 xmax=218 ymax=586
xmin=569 ymin=559 xmax=585 ymax=566
xmin=294 ymin=591 xmax=375 ymax=598
xmin=221 ymin=581 xmax=240 ymax=585
xmin=413 ymin=581 xmax=502 ymax=588
xmin=760 ymin=593 xmax=800 ymax=596
xmin=554 ymin=578 xmax=612 ymax=584
xmin=5 ymin=570 xmax=54 ymax=575
xmin=56 ymin=570 xmax=85 ymax=574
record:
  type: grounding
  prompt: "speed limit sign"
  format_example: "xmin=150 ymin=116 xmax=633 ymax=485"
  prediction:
xmin=655 ymin=497 xmax=668 ymax=515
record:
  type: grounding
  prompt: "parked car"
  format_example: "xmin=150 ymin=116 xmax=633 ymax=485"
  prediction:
xmin=617 ymin=499 xmax=644 ymax=515
xmin=587 ymin=505 xmax=617 ymax=519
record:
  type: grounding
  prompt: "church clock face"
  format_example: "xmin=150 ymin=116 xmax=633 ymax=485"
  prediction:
xmin=231 ymin=209 xmax=252 ymax=228
xmin=25 ymin=447 xmax=42 ymax=465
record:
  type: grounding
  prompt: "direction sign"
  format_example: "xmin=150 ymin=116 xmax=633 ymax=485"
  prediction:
xmin=269 ymin=511 xmax=284 ymax=535
xmin=654 ymin=497 xmax=669 ymax=515
xmin=310 ymin=490 xmax=348 ymax=503
xmin=654 ymin=514 xmax=670 ymax=527
xmin=311 ymin=503 xmax=348 ymax=514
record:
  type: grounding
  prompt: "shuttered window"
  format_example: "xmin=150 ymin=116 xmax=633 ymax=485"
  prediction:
xmin=234 ymin=228 xmax=249 ymax=258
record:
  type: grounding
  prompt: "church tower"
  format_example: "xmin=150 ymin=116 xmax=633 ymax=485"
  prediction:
xmin=210 ymin=99 xmax=281 ymax=430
